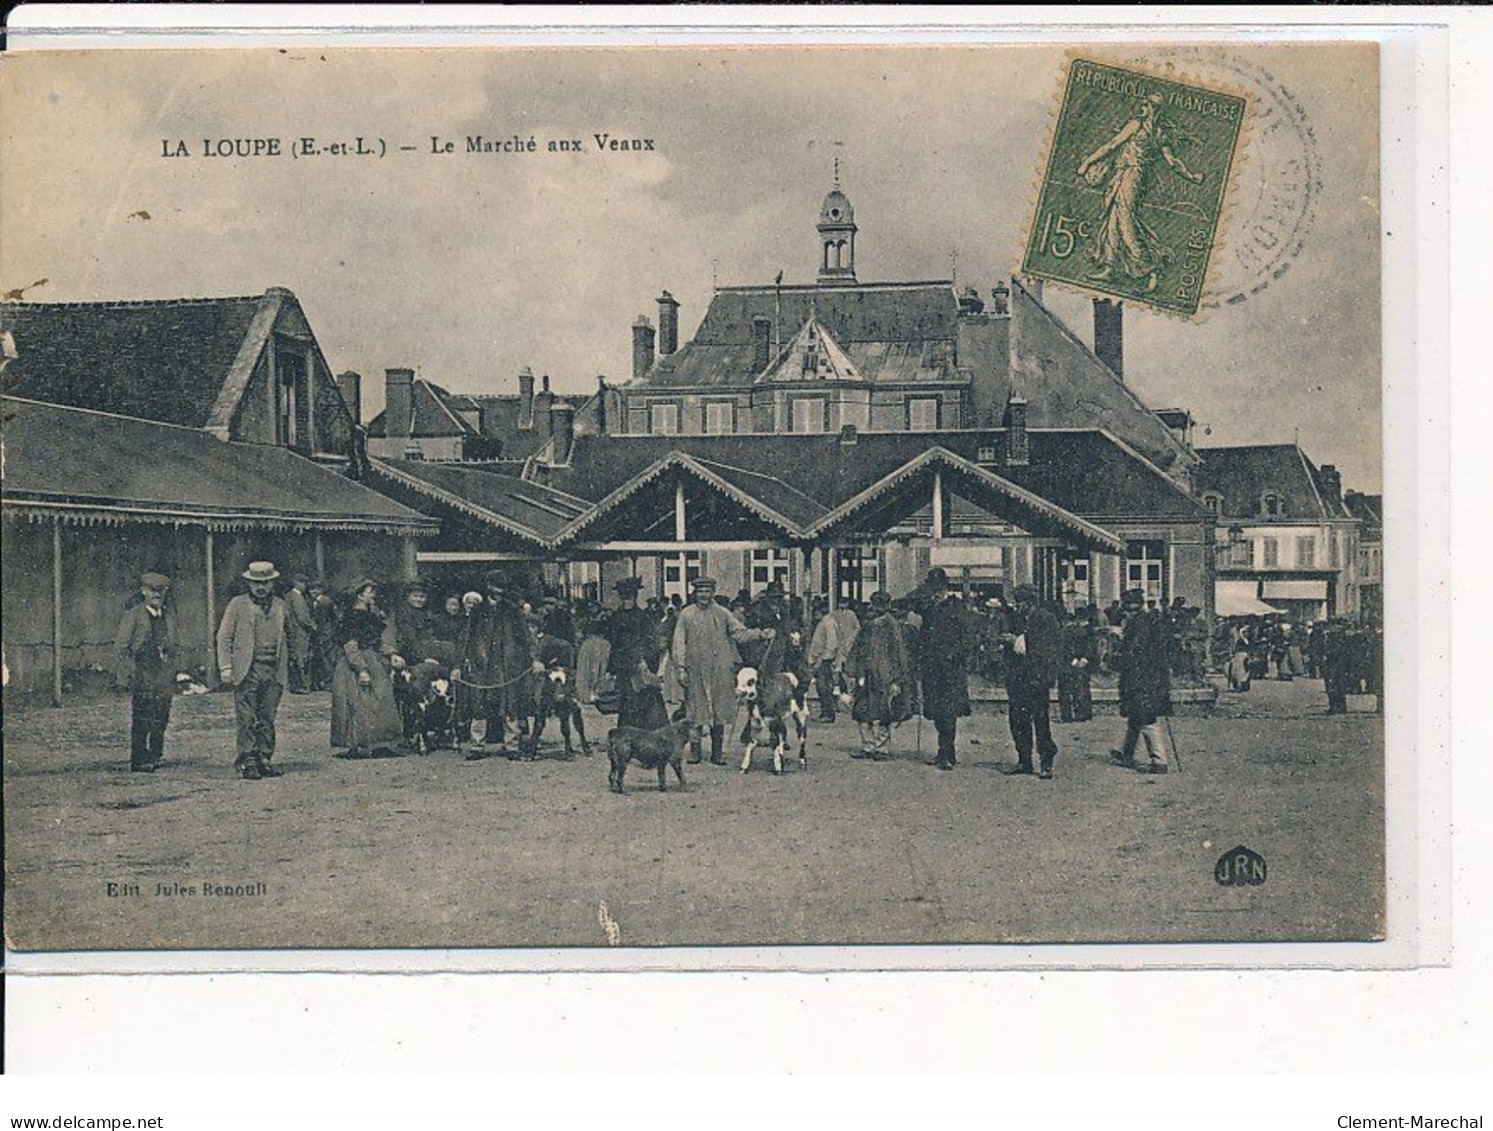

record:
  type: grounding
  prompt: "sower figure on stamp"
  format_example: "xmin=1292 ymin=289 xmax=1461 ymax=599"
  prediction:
xmin=1111 ymin=588 xmax=1173 ymax=774
xmin=671 ymin=575 xmax=772 ymax=765
xmin=915 ymin=568 xmax=977 ymax=771
xmin=216 ymin=561 xmax=290 ymax=780
xmin=1000 ymin=584 xmax=1064 ymax=779
xmin=1076 ymin=91 xmax=1205 ymax=293
xmin=114 ymin=571 xmax=179 ymax=773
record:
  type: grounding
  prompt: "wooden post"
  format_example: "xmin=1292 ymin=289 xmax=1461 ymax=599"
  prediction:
xmin=51 ymin=520 xmax=63 ymax=707
xmin=827 ymin=546 xmax=838 ymax=612
xmin=931 ymin=466 xmax=944 ymax=543
xmin=314 ymin=531 xmax=326 ymax=583
xmin=401 ymin=537 xmax=418 ymax=582
xmin=674 ymin=479 xmax=687 ymax=592
xmin=205 ymin=529 xmax=218 ymax=685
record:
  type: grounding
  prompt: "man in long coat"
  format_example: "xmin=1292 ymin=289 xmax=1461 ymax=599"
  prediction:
xmin=1112 ymin=588 xmax=1173 ymax=773
xmin=915 ymin=568 xmax=977 ymax=770
xmin=114 ymin=571 xmax=179 ymax=773
xmin=284 ymin=574 xmax=318 ymax=693
xmin=1001 ymin=584 xmax=1064 ymax=778
xmin=456 ymin=572 xmax=541 ymax=759
xmin=845 ymin=590 xmax=912 ymax=761
xmin=671 ymin=575 xmax=772 ymax=764
xmin=606 ymin=577 xmax=667 ymax=731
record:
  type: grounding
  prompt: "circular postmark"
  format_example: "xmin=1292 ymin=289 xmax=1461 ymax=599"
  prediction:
xmin=1115 ymin=47 xmax=1322 ymax=310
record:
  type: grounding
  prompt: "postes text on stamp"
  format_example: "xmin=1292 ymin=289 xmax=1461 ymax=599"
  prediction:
xmin=1022 ymin=58 xmax=1248 ymax=317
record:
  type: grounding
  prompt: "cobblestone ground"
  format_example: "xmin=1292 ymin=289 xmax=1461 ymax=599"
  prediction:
xmin=3 ymin=676 xmax=1383 ymax=950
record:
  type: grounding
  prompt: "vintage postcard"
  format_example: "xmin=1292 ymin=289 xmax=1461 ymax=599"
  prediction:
xmin=0 ymin=42 xmax=1388 ymax=957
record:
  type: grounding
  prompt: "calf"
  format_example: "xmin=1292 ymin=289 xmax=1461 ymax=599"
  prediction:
xmin=398 ymin=659 xmax=458 ymax=755
xmin=607 ymin=719 xmax=693 ymax=794
xmin=735 ymin=665 xmax=810 ymax=775
xmin=524 ymin=661 xmax=592 ymax=760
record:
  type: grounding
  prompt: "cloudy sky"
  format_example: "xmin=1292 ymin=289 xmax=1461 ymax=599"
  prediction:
xmin=0 ymin=44 xmax=1381 ymax=489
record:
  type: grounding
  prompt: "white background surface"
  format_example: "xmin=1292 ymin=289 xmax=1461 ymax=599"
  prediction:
xmin=1 ymin=4 xmax=1487 ymax=1119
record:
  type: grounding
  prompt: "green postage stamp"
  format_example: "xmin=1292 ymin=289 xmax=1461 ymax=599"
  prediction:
xmin=1023 ymin=59 xmax=1249 ymax=317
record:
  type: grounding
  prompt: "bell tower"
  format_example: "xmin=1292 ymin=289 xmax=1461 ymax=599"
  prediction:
xmin=816 ymin=159 xmax=857 ymax=284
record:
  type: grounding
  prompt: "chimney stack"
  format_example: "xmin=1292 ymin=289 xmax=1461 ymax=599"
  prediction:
xmin=990 ymin=281 xmax=1010 ymax=316
xmin=385 ymin=368 xmax=414 ymax=439
xmin=550 ymin=403 xmax=576 ymax=466
xmin=335 ymin=370 xmax=362 ymax=426
xmin=536 ymin=373 xmax=555 ymax=432
xmin=596 ymin=374 xmax=608 ymax=434
xmin=657 ymin=290 xmax=680 ymax=356
xmin=1004 ymin=396 xmax=1029 ymax=467
xmin=1093 ymin=298 xmax=1124 ymax=380
xmin=517 ymin=367 xmax=536 ymax=431
xmin=1319 ymin=464 xmax=1343 ymax=509
xmin=632 ymin=316 xmax=656 ymax=383
xmin=752 ymin=316 xmax=772 ymax=373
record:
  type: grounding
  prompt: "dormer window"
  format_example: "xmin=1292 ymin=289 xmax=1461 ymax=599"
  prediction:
xmin=1261 ymin=491 xmax=1283 ymax=518
xmin=977 ymin=445 xmax=997 ymax=463
xmin=1202 ymin=492 xmax=1223 ymax=515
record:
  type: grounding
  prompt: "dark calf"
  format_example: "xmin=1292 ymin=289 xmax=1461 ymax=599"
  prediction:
xmin=524 ymin=663 xmax=592 ymax=760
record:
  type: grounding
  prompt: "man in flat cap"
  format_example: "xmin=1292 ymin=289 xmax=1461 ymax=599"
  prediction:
xmin=914 ymin=567 xmax=978 ymax=770
xmin=606 ymin=576 xmax=668 ymax=731
xmin=999 ymin=583 xmax=1063 ymax=778
xmin=671 ymin=575 xmax=773 ymax=764
xmin=216 ymin=561 xmax=290 ymax=780
xmin=114 ymin=571 xmax=180 ymax=772
xmin=1112 ymin=587 xmax=1172 ymax=773
xmin=456 ymin=571 xmax=542 ymax=759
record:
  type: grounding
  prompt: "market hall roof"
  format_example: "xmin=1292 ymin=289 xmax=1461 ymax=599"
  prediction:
xmin=0 ymin=288 xmax=313 ymax=433
xmin=0 ymin=397 xmax=437 ymax=534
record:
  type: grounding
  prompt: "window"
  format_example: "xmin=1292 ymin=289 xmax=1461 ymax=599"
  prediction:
xmin=1059 ymin=551 xmax=1091 ymax=609
xmin=649 ymin=403 xmax=680 ymax=435
xmin=1202 ymin=492 xmax=1223 ymax=515
xmin=792 ymin=397 xmax=827 ymax=434
xmin=836 ymin=546 xmax=880 ymax=605
xmin=1330 ymin=531 xmax=1342 ymax=568
xmin=907 ymin=398 xmax=940 ymax=431
xmin=703 ymin=402 xmax=735 ymax=435
xmin=1125 ymin=541 xmax=1166 ymax=605
xmin=1296 ymin=535 xmax=1316 ymax=568
xmin=1261 ymin=492 xmax=1283 ymax=517
xmin=1262 ymin=538 xmax=1279 ymax=567
xmin=977 ymin=445 xmax=997 ymax=463
xmin=750 ymin=548 xmax=791 ymax=595
xmin=662 ymin=552 xmax=702 ymax=602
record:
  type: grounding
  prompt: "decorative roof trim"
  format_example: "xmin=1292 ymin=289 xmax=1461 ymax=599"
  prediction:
xmin=368 ymin=458 xmax=551 ymax=546
xmin=1 ymin=495 xmax=437 ymax=535
xmin=803 ymin=446 xmax=1125 ymax=552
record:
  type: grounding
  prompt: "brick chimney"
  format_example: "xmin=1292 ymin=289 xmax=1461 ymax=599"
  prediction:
xmin=595 ymin=374 xmax=608 ymax=434
xmin=990 ymin=281 xmax=1010 ymax=316
xmin=1093 ymin=298 xmax=1124 ymax=380
xmin=517 ymin=367 xmax=536 ymax=431
xmin=335 ymin=370 xmax=362 ymax=426
xmin=657 ymin=291 xmax=680 ymax=356
xmin=752 ymin=316 xmax=772 ymax=373
xmin=550 ymin=403 xmax=576 ymax=466
xmin=1318 ymin=464 xmax=1343 ymax=511
xmin=632 ymin=316 xmax=656 ymax=383
xmin=1004 ymin=396 xmax=1029 ymax=466
xmin=536 ymin=374 xmax=555 ymax=431
xmin=385 ymin=368 xmax=414 ymax=439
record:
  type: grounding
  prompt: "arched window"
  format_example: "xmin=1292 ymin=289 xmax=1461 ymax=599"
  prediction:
xmin=1261 ymin=491 xmax=1283 ymax=518
xmin=823 ymin=241 xmax=833 ymax=271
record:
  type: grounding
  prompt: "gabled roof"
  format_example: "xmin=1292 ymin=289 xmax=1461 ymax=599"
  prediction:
xmin=366 ymin=382 xmax=597 ymax=460
xmin=1196 ymin=444 xmax=1352 ymax=521
xmin=1344 ymin=490 xmax=1381 ymax=532
xmin=634 ymin=281 xmax=961 ymax=389
xmin=757 ymin=316 xmax=864 ymax=384
xmin=0 ymin=292 xmax=285 ymax=429
xmin=0 ymin=397 xmax=436 ymax=534
xmin=368 ymin=457 xmax=589 ymax=545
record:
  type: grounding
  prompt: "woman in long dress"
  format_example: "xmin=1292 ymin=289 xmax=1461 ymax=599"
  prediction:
xmin=331 ymin=580 xmax=406 ymax=758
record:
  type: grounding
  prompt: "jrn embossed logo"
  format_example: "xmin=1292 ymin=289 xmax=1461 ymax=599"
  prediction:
xmin=1215 ymin=845 xmax=1268 ymax=886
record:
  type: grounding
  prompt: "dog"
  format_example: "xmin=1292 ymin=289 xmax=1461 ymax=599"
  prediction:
xmin=607 ymin=719 xmax=693 ymax=794
xmin=524 ymin=659 xmax=592 ymax=760
xmin=735 ymin=665 xmax=810 ymax=775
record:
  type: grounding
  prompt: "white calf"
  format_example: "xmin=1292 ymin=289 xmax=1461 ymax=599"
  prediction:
xmin=735 ymin=666 xmax=811 ymax=774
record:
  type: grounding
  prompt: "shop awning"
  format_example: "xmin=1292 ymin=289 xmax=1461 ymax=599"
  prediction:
xmin=1261 ymin=579 xmax=1330 ymax=601
xmin=1216 ymin=580 xmax=1282 ymax=617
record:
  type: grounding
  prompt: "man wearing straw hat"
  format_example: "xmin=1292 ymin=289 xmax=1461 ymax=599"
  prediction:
xmin=216 ymin=561 xmax=291 ymax=780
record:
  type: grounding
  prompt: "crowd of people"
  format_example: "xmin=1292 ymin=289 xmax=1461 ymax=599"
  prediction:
xmin=1219 ymin=615 xmax=1384 ymax=713
xmin=110 ymin=561 xmax=1382 ymax=781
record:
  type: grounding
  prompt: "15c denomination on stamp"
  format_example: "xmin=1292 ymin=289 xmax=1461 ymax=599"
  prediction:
xmin=1022 ymin=58 xmax=1249 ymax=317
